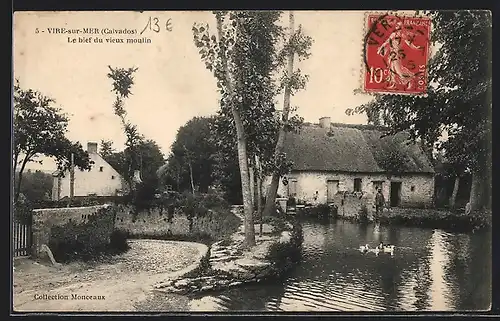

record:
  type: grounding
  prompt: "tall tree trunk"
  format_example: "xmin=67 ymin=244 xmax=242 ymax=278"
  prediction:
xmin=255 ymin=155 xmax=263 ymax=236
xmin=468 ymin=136 xmax=491 ymax=213
xmin=469 ymin=165 xmax=491 ymax=212
xmin=449 ymin=176 xmax=460 ymax=209
xmin=216 ymin=12 xmax=255 ymax=248
xmin=249 ymin=163 xmax=255 ymax=211
xmin=15 ymin=155 xmax=30 ymax=203
xmin=469 ymin=170 xmax=485 ymax=212
xmin=188 ymin=162 xmax=195 ymax=194
xmin=69 ymin=152 xmax=75 ymax=202
xmin=262 ymin=11 xmax=295 ymax=218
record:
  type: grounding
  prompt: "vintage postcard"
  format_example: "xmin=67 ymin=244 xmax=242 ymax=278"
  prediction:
xmin=12 ymin=10 xmax=492 ymax=313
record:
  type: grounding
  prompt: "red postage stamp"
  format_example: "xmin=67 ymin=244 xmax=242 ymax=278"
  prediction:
xmin=363 ymin=14 xmax=431 ymax=95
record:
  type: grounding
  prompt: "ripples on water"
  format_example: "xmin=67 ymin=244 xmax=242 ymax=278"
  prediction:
xmin=188 ymin=220 xmax=491 ymax=312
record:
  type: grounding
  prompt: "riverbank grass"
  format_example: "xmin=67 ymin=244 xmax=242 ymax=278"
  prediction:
xmin=378 ymin=207 xmax=491 ymax=231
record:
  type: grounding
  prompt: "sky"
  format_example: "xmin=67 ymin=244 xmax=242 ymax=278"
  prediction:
xmin=14 ymin=11 xmax=382 ymax=171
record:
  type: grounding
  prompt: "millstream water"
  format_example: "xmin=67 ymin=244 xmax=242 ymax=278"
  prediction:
xmin=188 ymin=219 xmax=491 ymax=312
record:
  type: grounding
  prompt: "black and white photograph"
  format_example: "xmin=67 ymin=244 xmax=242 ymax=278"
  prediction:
xmin=11 ymin=10 xmax=492 ymax=313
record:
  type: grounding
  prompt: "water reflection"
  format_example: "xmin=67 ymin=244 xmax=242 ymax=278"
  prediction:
xmin=428 ymin=230 xmax=453 ymax=310
xmin=188 ymin=220 xmax=491 ymax=312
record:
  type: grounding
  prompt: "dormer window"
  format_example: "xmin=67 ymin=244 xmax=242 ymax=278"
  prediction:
xmin=99 ymin=166 xmax=104 ymax=172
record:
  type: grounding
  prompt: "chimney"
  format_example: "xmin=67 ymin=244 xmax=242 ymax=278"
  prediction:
xmin=319 ymin=117 xmax=331 ymax=129
xmin=87 ymin=142 xmax=98 ymax=154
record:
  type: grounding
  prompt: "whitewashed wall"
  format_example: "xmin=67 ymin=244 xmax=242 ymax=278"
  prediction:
xmin=263 ymin=171 xmax=434 ymax=207
xmin=53 ymin=153 xmax=126 ymax=200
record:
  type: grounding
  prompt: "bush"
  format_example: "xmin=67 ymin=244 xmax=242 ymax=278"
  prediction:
xmin=47 ymin=206 xmax=128 ymax=263
xmin=13 ymin=200 xmax=33 ymax=224
xmin=199 ymin=193 xmax=229 ymax=210
xmin=109 ymin=230 xmax=130 ymax=252
xmin=265 ymin=218 xmax=303 ymax=279
xmin=262 ymin=216 xmax=288 ymax=233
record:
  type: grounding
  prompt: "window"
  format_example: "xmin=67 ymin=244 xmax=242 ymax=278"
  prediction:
xmin=411 ymin=185 xmax=415 ymax=192
xmin=99 ymin=166 xmax=104 ymax=172
xmin=354 ymin=178 xmax=362 ymax=192
xmin=111 ymin=175 xmax=115 ymax=180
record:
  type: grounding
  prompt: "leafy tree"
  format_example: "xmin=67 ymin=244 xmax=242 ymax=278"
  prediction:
xmin=104 ymin=64 xmax=167 ymax=203
xmin=13 ymin=79 xmax=92 ymax=202
xmin=15 ymin=170 xmax=53 ymax=202
xmin=193 ymin=12 xmax=311 ymax=246
xmin=346 ymin=10 xmax=492 ymax=213
xmin=262 ymin=12 xmax=312 ymax=218
xmin=106 ymin=66 xmax=143 ymax=189
xmin=168 ymin=116 xmax=217 ymax=194
xmin=193 ymin=11 xmax=295 ymax=247
xmin=211 ymin=150 xmax=243 ymax=204
xmin=158 ymin=157 xmax=183 ymax=191
xmin=99 ymin=139 xmax=115 ymax=159
xmin=101 ymin=139 xmax=165 ymax=189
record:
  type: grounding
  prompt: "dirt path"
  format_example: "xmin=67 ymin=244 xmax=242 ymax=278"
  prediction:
xmin=13 ymin=239 xmax=207 ymax=312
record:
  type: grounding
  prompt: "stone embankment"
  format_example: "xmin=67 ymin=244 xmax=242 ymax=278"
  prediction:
xmin=153 ymin=206 xmax=297 ymax=295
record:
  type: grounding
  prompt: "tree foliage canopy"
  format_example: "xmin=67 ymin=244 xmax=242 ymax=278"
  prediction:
xmin=101 ymin=139 xmax=165 ymax=186
xmin=13 ymin=79 xmax=92 ymax=201
xmin=160 ymin=117 xmax=217 ymax=193
xmin=193 ymin=11 xmax=310 ymax=176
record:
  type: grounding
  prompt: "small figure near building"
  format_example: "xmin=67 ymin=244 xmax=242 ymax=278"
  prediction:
xmin=375 ymin=188 xmax=385 ymax=220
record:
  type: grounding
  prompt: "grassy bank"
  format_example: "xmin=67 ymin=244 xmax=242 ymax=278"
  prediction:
xmin=377 ymin=207 xmax=491 ymax=232
xmin=291 ymin=203 xmax=490 ymax=232
xmin=264 ymin=215 xmax=304 ymax=280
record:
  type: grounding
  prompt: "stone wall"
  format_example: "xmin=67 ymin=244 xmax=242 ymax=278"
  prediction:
xmin=32 ymin=205 xmax=116 ymax=258
xmin=114 ymin=206 xmax=238 ymax=240
xmin=332 ymin=192 xmax=375 ymax=219
xmin=394 ymin=174 xmax=435 ymax=207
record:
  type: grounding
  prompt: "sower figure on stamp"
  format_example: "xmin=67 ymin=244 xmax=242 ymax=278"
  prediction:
xmin=375 ymin=188 xmax=385 ymax=220
xmin=376 ymin=20 xmax=425 ymax=90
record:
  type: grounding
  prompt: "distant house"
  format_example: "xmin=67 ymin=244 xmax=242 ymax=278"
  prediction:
xmin=52 ymin=142 xmax=128 ymax=201
xmin=264 ymin=117 xmax=435 ymax=208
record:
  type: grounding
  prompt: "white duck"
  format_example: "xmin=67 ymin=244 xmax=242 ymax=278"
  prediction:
xmin=368 ymin=247 xmax=380 ymax=255
xmin=377 ymin=242 xmax=395 ymax=255
xmin=359 ymin=244 xmax=370 ymax=253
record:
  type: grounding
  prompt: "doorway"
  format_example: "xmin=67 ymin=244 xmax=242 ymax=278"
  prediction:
xmin=390 ymin=182 xmax=402 ymax=207
xmin=327 ymin=180 xmax=339 ymax=203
